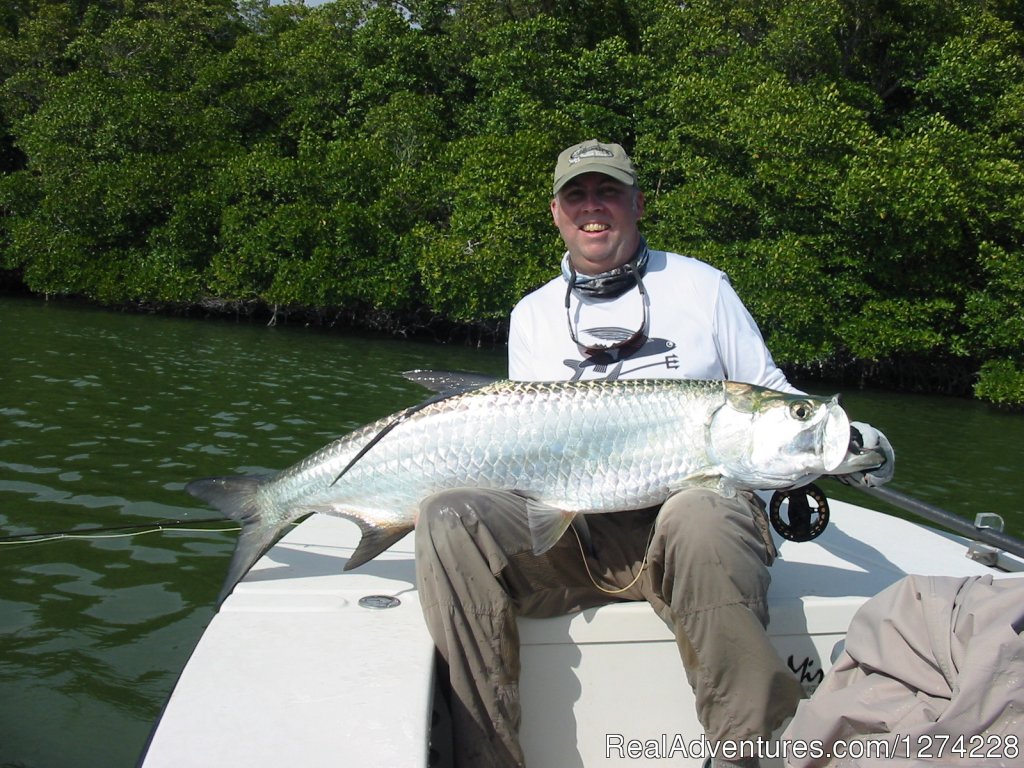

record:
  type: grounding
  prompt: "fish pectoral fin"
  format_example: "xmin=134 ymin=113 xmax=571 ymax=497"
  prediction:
xmin=525 ymin=500 xmax=577 ymax=556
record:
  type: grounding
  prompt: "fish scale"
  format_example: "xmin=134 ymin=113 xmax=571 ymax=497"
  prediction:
xmin=187 ymin=376 xmax=879 ymax=604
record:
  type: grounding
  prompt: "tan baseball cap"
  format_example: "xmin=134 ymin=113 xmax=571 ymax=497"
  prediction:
xmin=552 ymin=139 xmax=637 ymax=195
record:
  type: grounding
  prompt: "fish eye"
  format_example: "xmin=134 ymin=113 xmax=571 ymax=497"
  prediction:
xmin=789 ymin=401 xmax=814 ymax=421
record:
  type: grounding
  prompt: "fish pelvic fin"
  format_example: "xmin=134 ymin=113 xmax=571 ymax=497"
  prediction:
xmin=525 ymin=500 xmax=577 ymax=556
xmin=333 ymin=513 xmax=414 ymax=571
xmin=186 ymin=475 xmax=286 ymax=606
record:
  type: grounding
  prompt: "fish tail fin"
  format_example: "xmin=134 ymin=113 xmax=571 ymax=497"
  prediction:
xmin=186 ymin=475 xmax=286 ymax=606
xmin=336 ymin=513 xmax=414 ymax=571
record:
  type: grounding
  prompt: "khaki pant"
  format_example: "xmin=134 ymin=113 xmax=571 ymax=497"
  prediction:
xmin=415 ymin=488 xmax=803 ymax=768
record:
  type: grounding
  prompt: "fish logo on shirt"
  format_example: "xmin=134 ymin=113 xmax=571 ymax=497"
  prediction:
xmin=563 ymin=328 xmax=678 ymax=380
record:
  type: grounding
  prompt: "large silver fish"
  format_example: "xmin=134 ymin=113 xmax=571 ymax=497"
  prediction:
xmin=189 ymin=375 xmax=884 ymax=603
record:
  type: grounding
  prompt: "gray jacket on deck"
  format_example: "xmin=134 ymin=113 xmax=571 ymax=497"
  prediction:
xmin=783 ymin=574 xmax=1024 ymax=767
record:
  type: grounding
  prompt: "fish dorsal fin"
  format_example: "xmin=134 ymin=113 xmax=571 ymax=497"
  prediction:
xmin=402 ymin=370 xmax=497 ymax=395
xmin=525 ymin=499 xmax=577 ymax=555
xmin=330 ymin=372 xmax=496 ymax=489
xmin=329 ymin=387 xmax=459 ymax=487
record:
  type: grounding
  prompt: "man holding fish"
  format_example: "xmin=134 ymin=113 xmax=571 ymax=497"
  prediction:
xmin=415 ymin=140 xmax=894 ymax=768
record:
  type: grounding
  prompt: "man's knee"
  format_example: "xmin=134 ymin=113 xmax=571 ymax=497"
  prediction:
xmin=417 ymin=489 xmax=486 ymax=555
xmin=655 ymin=488 xmax=775 ymax=570
xmin=418 ymin=488 xmax=531 ymax=552
xmin=421 ymin=488 xmax=482 ymax=522
xmin=657 ymin=488 xmax=744 ymax=545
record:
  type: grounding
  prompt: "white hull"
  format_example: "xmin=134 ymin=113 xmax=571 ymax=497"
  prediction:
xmin=140 ymin=494 xmax=1024 ymax=768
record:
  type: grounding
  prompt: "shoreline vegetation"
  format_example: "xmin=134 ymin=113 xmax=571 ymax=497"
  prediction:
xmin=1 ymin=1 xmax=1022 ymax=406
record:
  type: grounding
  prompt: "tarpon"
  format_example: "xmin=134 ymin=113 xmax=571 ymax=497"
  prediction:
xmin=188 ymin=376 xmax=885 ymax=603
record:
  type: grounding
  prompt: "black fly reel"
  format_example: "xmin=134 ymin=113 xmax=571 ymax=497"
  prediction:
xmin=769 ymin=483 xmax=830 ymax=542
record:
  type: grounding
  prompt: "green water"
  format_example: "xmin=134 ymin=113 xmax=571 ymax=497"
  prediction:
xmin=1 ymin=295 xmax=1022 ymax=768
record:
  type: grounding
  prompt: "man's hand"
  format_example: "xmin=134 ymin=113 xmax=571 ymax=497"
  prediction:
xmin=833 ymin=421 xmax=895 ymax=487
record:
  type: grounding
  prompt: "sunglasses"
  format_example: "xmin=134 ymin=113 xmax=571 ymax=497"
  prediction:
xmin=564 ymin=260 xmax=649 ymax=355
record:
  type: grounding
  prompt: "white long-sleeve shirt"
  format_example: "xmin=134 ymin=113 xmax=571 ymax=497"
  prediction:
xmin=508 ymin=249 xmax=797 ymax=392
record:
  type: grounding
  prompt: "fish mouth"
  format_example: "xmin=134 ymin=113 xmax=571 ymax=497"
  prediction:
xmin=820 ymin=400 xmax=850 ymax=472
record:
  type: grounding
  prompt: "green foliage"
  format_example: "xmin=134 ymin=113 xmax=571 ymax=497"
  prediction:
xmin=975 ymin=359 xmax=1024 ymax=408
xmin=965 ymin=242 xmax=1024 ymax=355
xmin=416 ymin=131 xmax=559 ymax=322
xmin=1 ymin=0 xmax=1023 ymax=402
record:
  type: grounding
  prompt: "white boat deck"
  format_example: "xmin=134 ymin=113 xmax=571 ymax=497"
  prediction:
xmin=140 ymin=496 xmax=1024 ymax=768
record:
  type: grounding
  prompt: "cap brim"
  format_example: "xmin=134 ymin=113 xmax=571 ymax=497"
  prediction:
xmin=553 ymin=164 xmax=636 ymax=195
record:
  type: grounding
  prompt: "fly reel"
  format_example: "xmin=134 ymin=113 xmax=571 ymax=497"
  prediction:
xmin=769 ymin=483 xmax=830 ymax=542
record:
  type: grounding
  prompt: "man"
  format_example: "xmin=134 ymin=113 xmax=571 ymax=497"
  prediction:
xmin=415 ymin=140 xmax=894 ymax=768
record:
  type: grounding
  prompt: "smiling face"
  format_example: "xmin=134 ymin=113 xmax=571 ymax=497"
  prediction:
xmin=551 ymin=172 xmax=645 ymax=276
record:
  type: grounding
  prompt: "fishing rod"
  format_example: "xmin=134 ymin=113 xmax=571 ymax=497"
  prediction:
xmin=841 ymin=481 xmax=1024 ymax=561
xmin=0 ymin=517 xmax=237 ymax=544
